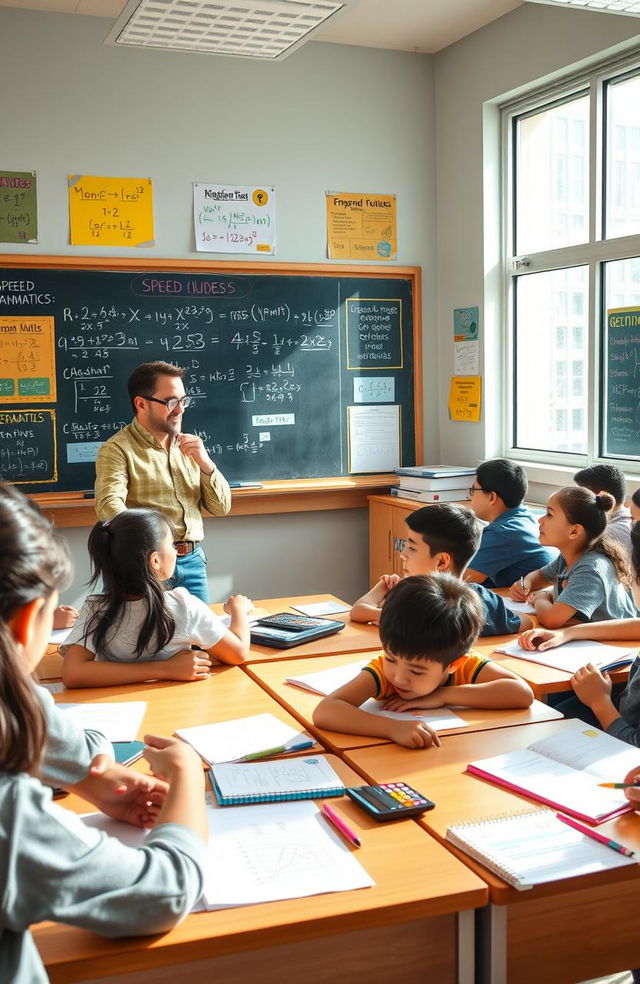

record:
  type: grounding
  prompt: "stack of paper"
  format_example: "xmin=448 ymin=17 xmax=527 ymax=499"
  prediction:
xmin=494 ymin=638 xmax=634 ymax=674
xmin=176 ymin=713 xmax=309 ymax=765
xmin=57 ymin=701 xmax=146 ymax=742
xmin=286 ymin=659 xmax=368 ymax=695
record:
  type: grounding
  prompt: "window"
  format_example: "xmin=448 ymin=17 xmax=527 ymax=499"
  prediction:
xmin=506 ymin=60 xmax=640 ymax=466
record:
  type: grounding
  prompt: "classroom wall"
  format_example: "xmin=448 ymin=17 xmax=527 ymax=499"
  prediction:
xmin=433 ymin=3 xmax=640 ymax=500
xmin=0 ymin=8 xmax=435 ymax=603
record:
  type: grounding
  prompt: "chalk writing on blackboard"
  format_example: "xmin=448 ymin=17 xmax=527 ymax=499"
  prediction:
xmin=0 ymin=316 xmax=56 ymax=403
xmin=0 ymin=408 xmax=57 ymax=483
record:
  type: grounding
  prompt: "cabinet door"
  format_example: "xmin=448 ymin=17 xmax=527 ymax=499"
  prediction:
xmin=369 ymin=501 xmax=394 ymax=585
xmin=391 ymin=504 xmax=415 ymax=575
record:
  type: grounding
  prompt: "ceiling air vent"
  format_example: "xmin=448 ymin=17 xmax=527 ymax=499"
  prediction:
xmin=105 ymin=0 xmax=354 ymax=60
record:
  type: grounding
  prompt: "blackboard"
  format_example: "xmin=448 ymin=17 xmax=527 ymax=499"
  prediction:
xmin=0 ymin=257 xmax=420 ymax=494
xmin=603 ymin=306 xmax=640 ymax=460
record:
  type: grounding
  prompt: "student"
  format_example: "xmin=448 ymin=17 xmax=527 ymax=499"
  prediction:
xmin=510 ymin=486 xmax=636 ymax=629
xmin=631 ymin=487 xmax=640 ymax=524
xmin=519 ymin=520 xmax=640 ymax=746
xmin=351 ymin=503 xmax=534 ymax=635
xmin=61 ymin=508 xmax=252 ymax=688
xmin=574 ymin=463 xmax=632 ymax=555
xmin=465 ymin=458 xmax=556 ymax=587
xmin=314 ymin=573 xmax=533 ymax=748
xmin=0 ymin=482 xmax=206 ymax=983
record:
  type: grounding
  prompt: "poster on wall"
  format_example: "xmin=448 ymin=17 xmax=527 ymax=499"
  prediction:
xmin=326 ymin=192 xmax=397 ymax=261
xmin=0 ymin=170 xmax=38 ymax=244
xmin=68 ymin=175 xmax=155 ymax=247
xmin=448 ymin=375 xmax=482 ymax=422
xmin=193 ymin=183 xmax=276 ymax=254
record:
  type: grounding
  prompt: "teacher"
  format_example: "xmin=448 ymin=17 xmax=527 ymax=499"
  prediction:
xmin=94 ymin=360 xmax=230 ymax=603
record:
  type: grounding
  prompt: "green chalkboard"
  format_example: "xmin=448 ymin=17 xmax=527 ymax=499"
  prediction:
xmin=0 ymin=257 xmax=420 ymax=493
xmin=603 ymin=307 xmax=640 ymax=460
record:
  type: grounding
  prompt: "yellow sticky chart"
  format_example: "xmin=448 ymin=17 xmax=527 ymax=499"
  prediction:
xmin=326 ymin=193 xmax=397 ymax=261
xmin=0 ymin=316 xmax=56 ymax=403
xmin=448 ymin=376 xmax=481 ymax=422
xmin=68 ymin=175 xmax=154 ymax=247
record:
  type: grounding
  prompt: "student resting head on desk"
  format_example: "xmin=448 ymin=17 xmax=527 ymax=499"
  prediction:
xmin=314 ymin=572 xmax=534 ymax=749
xmin=0 ymin=482 xmax=207 ymax=984
xmin=351 ymin=502 xmax=534 ymax=635
xmin=60 ymin=507 xmax=253 ymax=689
xmin=519 ymin=518 xmax=640 ymax=747
xmin=509 ymin=486 xmax=636 ymax=630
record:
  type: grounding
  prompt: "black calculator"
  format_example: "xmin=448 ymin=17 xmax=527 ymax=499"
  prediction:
xmin=346 ymin=783 xmax=435 ymax=821
xmin=257 ymin=613 xmax=322 ymax=632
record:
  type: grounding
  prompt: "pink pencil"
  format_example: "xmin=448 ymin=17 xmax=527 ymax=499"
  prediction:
xmin=556 ymin=812 xmax=636 ymax=858
xmin=321 ymin=802 xmax=361 ymax=848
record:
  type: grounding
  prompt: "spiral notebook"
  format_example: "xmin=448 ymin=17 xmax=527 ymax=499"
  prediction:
xmin=446 ymin=808 xmax=636 ymax=891
xmin=210 ymin=756 xmax=345 ymax=806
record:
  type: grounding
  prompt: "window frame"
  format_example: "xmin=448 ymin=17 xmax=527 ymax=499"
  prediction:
xmin=502 ymin=53 xmax=640 ymax=472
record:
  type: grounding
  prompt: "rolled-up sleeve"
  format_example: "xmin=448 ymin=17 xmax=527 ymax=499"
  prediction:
xmin=200 ymin=467 xmax=231 ymax=517
xmin=95 ymin=441 xmax=129 ymax=520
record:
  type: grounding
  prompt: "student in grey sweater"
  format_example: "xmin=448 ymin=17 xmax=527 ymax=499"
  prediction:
xmin=0 ymin=483 xmax=208 ymax=983
xmin=519 ymin=520 xmax=640 ymax=745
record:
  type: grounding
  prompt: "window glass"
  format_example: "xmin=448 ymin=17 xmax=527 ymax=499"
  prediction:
xmin=606 ymin=75 xmax=640 ymax=238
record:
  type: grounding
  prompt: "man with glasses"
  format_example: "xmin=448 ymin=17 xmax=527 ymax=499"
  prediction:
xmin=464 ymin=458 xmax=556 ymax=588
xmin=94 ymin=361 xmax=230 ymax=602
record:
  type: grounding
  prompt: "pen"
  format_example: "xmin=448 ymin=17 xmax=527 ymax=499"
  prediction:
xmin=241 ymin=739 xmax=314 ymax=761
xmin=598 ymin=782 xmax=640 ymax=789
xmin=321 ymin=802 xmax=361 ymax=847
xmin=520 ymin=575 xmax=526 ymax=593
xmin=556 ymin=812 xmax=636 ymax=858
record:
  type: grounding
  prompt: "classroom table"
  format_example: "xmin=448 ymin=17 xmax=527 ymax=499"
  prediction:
xmin=475 ymin=631 xmax=635 ymax=697
xmin=37 ymin=644 xmax=64 ymax=681
xmin=244 ymin=650 xmax=564 ymax=753
xmin=344 ymin=720 xmax=640 ymax=984
xmin=34 ymin=755 xmax=488 ymax=984
xmin=243 ymin=594 xmax=380 ymax=663
xmin=53 ymin=664 xmax=313 ymax=745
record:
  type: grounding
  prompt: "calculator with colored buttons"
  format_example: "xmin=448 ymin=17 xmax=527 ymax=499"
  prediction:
xmin=345 ymin=783 xmax=434 ymax=821
xmin=256 ymin=613 xmax=323 ymax=632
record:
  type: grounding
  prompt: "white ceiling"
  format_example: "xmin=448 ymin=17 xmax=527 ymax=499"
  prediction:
xmin=0 ymin=0 xmax=525 ymax=53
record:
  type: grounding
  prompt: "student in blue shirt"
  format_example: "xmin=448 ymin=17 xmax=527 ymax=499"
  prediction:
xmin=350 ymin=502 xmax=533 ymax=635
xmin=465 ymin=459 xmax=557 ymax=587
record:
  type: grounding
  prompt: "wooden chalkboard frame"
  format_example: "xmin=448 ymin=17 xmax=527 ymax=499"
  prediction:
xmin=0 ymin=254 xmax=422 ymax=525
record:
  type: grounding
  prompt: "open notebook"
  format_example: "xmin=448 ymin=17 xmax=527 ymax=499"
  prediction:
xmin=176 ymin=713 xmax=310 ymax=765
xmin=447 ymin=808 xmax=636 ymax=891
xmin=493 ymin=638 xmax=635 ymax=675
xmin=467 ymin=720 xmax=640 ymax=823
xmin=81 ymin=798 xmax=374 ymax=908
xmin=210 ymin=756 xmax=344 ymax=806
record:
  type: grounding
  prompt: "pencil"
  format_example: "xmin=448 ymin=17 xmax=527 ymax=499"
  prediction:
xmin=598 ymin=782 xmax=640 ymax=789
xmin=556 ymin=812 xmax=636 ymax=858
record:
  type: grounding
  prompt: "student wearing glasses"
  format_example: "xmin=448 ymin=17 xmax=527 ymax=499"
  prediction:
xmin=464 ymin=458 xmax=556 ymax=588
xmin=95 ymin=361 xmax=230 ymax=602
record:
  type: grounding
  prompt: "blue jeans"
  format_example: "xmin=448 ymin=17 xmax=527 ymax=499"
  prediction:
xmin=171 ymin=545 xmax=209 ymax=603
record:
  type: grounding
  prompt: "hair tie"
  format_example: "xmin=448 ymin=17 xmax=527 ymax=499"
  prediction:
xmin=594 ymin=494 xmax=607 ymax=510
xmin=100 ymin=520 xmax=111 ymax=535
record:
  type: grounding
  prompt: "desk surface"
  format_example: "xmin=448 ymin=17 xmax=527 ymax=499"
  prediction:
xmin=344 ymin=719 xmax=640 ymax=905
xmin=245 ymin=651 xmax=564 ymax=753
xmin=35 ymin=755 xmax=487 ymax=983
xmin=244 ymin=595 xmax=380 ymax=663
xmin=54 ymin=664 xmax=312 ymax=743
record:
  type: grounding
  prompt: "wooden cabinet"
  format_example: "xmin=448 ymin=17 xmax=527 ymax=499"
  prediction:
xmin=368 ymin=494 xmax=416 ymax=583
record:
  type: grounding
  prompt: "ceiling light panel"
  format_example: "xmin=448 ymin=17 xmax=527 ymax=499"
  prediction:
xmin=526 ymin=0 xmax=640 ymax=15
xmin=105 ymin=0 xmax=350 ymax=59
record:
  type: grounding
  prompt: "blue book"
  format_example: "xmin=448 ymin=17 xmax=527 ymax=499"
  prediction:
xmin=209 ymin=757 xmax=345 ymax=806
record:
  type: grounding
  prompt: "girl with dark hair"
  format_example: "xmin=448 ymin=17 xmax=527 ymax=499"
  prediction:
xmin=0 ymin=482 xmax=206 ymax=983
xmin=509 ymin=486 xmax=636 ymax=628
xmin=61 ymin=507 xmax=252 ymax=688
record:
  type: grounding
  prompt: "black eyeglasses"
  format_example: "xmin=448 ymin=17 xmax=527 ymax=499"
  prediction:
xmin=144 ymin=395 xmax=193 ymax=412
xmin=468 ymin=485 xmax=489 ymax=497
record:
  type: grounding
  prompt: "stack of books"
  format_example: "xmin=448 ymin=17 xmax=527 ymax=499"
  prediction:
xmin=391 ymin=465 xmax=476 ymax=503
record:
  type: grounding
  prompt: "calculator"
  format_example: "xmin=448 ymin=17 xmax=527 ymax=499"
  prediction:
xmin=257 ymin=613 xmax=323 ymax=632
xmin=346 ymin=783 xmax=435 ymax=821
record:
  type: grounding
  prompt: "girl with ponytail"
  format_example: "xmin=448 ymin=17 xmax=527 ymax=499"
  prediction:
xmin=509 ymin=486 xmax=636 ymax=628
xmin=0 ymin=483 xmax=206 ymax=983
xmin=61 ymin=508 xmax=252 ymax=688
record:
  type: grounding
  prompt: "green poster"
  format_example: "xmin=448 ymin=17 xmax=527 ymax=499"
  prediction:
xmin=0 ymin=170 xmax=37 ymax=244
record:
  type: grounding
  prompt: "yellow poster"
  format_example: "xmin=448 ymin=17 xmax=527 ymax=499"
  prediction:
xmin=0 ymin=316 xmax=56 ymax=403
xmin=448 ymin=375 xmax=481 ymax=422
xmin=326 ymin=192 xmax=396 ymax=261
xmin=68 ymin=175 xmax=154 ymax=247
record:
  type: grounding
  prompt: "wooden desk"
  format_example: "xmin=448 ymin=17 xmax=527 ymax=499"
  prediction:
xmin=36 ymin=645 xmax=64 ymax=681
xmin=53 ymin=664 xmax=311 ymax=741
xmin=245 ymin=651 xmax=564 ymax=754
xmin=35 ymin=756 xmax=487 ymax=984
xmin=245 ymin=594 xmax=380 ymax=663
xmin=475 ymin=633 xmax=634 ymax=697
xmin=345 ymin=721 xmax=640 ymax=984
